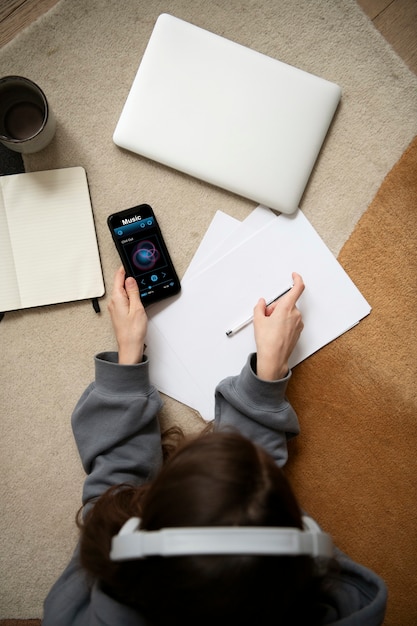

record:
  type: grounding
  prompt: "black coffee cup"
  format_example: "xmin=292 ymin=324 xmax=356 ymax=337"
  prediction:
xmin=0 ymin=76 xmax=56 ymax=154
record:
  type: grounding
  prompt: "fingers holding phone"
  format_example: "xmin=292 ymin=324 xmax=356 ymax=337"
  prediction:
xmin=108 ymin=266 xmax=148 ymax=365
xmin=107 ymin=204 xmax=181 ymax=307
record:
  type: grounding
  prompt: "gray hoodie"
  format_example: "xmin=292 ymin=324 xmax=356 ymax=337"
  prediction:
xmin=43 ymin=352 xmax=387 ymax=625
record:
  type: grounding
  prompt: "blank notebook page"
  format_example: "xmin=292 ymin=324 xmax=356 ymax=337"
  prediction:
xmin=0 ymin=167 xmax=104 ymax=311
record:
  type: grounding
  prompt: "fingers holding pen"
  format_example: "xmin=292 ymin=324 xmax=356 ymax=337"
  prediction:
xmin=253 ymin=273 xmax=305 ymax=381
xmin=289 ymin=272 xmax=305 ymax=302
xmin=274 ymin=272 xmax=304 ymax=334
xmin=266 ymin=272 xmax=304 ymax=315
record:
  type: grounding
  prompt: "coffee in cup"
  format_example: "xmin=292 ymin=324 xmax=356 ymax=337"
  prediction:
xmin=0 ymin=76 xmax=56 ymax=154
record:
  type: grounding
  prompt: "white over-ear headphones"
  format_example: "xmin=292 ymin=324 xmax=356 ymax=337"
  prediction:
xmin=110 ymin=515 xmax=333 ymax=561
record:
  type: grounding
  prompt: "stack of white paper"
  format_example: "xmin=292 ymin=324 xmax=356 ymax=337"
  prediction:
xmin=146 ymin=207 xmax=371 ymax=421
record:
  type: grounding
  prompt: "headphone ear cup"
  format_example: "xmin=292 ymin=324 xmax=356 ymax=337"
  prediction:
xmin=119 ymin=517 xmax=141 ymax=535
xmin=313 ymin=555 xmax=331 ymax=577
xmin=301 ymin=515 xmax=332 ymax=576
xmin=301 ymin=515 xmax=321 ymax=533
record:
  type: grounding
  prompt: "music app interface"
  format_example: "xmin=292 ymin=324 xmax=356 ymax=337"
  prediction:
xmin=112 ymin=216 xmax=178 ymax=303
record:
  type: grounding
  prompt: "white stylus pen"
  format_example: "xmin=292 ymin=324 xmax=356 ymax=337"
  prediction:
xmin=225 ymin=285 xmax=293 ymax=337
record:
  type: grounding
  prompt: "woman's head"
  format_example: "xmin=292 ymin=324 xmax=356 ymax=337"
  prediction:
xmin=141 ymin=429 xmax=303 ymax=529
xmin=80 ymin=431 xmax=323 ymax=625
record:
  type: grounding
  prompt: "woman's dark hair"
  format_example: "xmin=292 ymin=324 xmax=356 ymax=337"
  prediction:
xmin=79 ymin=430 xmax=325 ymax=626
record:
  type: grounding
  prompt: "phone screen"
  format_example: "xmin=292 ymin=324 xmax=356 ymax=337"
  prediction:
xmin=107 ymin=204 xmax=181 ymax=306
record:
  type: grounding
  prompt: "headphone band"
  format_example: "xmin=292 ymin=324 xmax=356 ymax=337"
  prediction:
xmin=110 ymin=516 xmax=333 ymax=561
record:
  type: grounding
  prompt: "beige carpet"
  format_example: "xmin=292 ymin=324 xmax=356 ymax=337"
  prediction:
xmin=0 ymin=0 xmax=417 ymax=620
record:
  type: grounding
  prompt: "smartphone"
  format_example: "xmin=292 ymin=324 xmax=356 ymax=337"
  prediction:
xmin=107 ymin=204 xmax=181 ymax=306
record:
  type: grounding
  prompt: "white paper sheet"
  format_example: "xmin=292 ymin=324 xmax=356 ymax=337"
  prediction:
xmin=183 ymin=205 xmax=276 ymax=280
xmin=147 ymin=208 xmax=371 ymax=421
xmin=148 ymin=209 xmax=240 ymax=410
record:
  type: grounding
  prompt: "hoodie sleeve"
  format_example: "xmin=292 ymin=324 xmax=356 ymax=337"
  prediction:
xmin=43 ymin=548 xmax=148 ymax=626
xmin=71 ymin=352 xmax=164 ymax=507
xmin=44 ymin=352 xmax=162 ymax=626
xmin=214 ymin=353 xmax=300 ymax=467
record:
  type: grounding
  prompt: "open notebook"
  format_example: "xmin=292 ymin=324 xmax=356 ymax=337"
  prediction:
xmin=114 ymin=14 xmax=341 ymax=215
xmin=0 ymin=166 xmax=104 ymax=313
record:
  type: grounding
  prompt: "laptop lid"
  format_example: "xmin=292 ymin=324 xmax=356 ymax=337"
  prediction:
xmin=113 ymin=14 xmax=341 ymax=215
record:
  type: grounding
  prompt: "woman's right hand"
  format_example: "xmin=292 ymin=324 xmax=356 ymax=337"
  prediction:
xmin=253 ymin=272 xmax=305 ymax=380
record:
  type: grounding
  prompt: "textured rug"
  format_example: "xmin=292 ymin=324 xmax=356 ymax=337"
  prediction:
xmin=0 ymin=622 xmax=40 ymax=626
xmin=0 ymin=0 xmax=416 ymax=621
xmin=287 ymin=135 xmax=417 ymax=626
